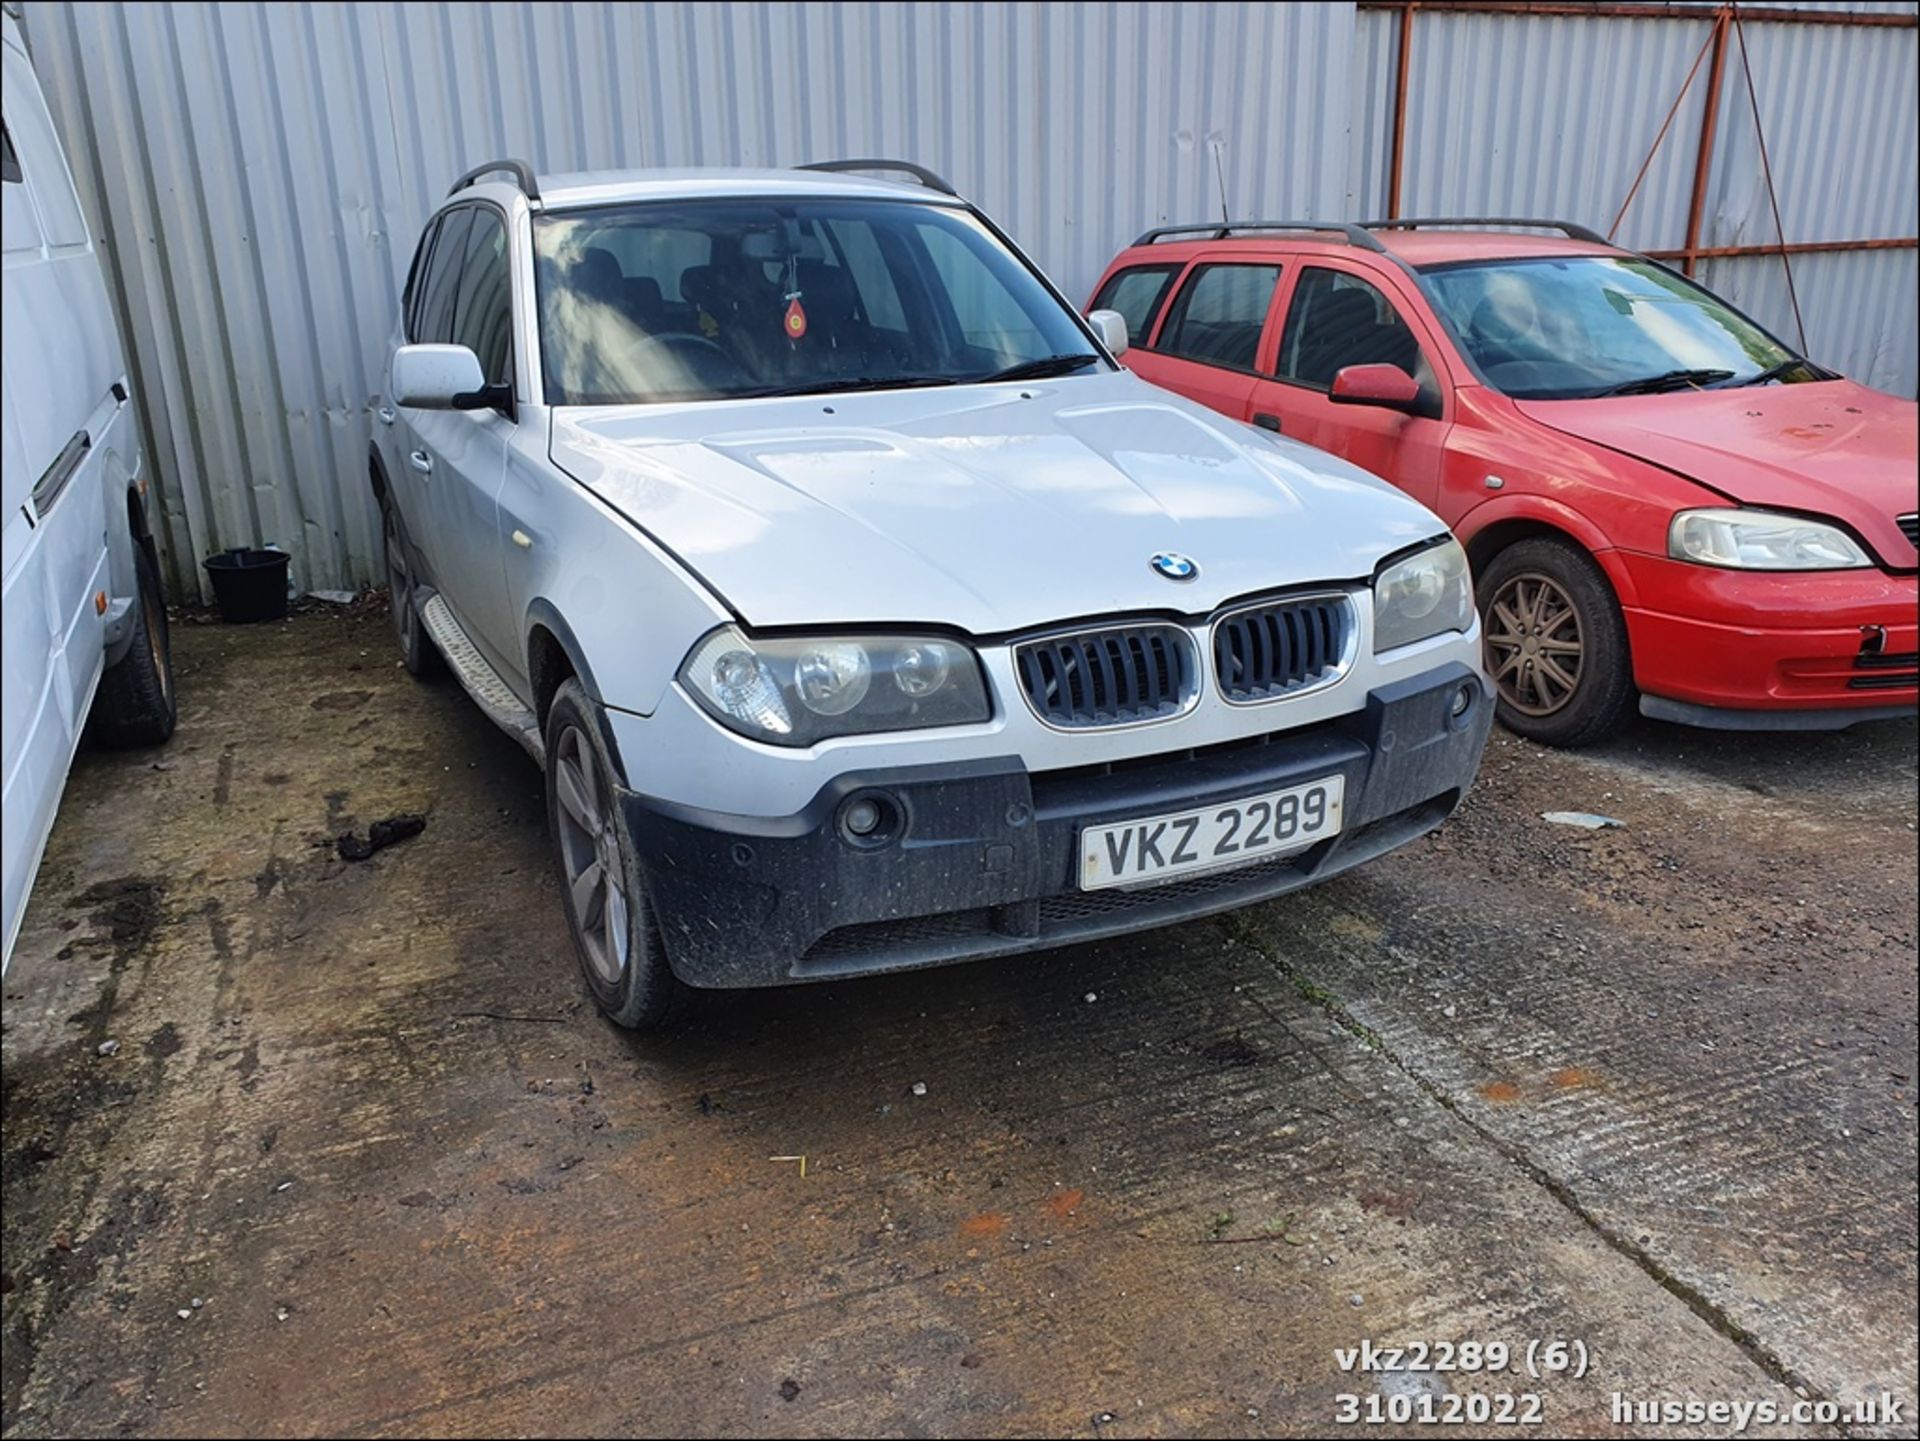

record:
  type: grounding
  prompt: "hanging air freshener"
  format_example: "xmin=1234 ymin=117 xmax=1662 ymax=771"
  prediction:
xmin=782 ymin=248 xmax=807 ymax=341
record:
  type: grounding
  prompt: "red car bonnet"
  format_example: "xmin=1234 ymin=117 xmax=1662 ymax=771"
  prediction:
xmin=1515 ymin=381 xmax=1919 ymax=564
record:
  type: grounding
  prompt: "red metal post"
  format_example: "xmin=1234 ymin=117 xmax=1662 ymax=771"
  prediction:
xmin=1387 ymin=3 xmax=1416 ymax=220
xmin=1608 ymin=18 xmax=1719 ymax=241
xmin=1680 ymin=8 xmax=1731 ymax=276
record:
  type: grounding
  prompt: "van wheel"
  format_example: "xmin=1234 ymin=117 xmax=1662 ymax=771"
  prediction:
xmin=91 ymin=541 xmax=177 ymax=749
xmin=383 ymin=501 xmax=438 ymax=676
xmin=1478 ymin=537 xmax=1634 ymax=748
xmin=544 ymin=679 xmax=683 ymax=1030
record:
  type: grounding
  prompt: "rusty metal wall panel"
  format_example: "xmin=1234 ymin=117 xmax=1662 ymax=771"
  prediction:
xmin=1704 ymin=249 xmax=1920 ymax=397
xmin=20 ymin=0 xmax=1357 ymax=596
xmin=1352 ymin=3 xmax=1918 ymax=393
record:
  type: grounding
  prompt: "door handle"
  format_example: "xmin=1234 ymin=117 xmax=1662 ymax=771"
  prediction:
xmin=408 ymin=449 xmax=433 ymax=476
xmin=1252 ymin=412 xmax=1283 ymax=433
xmin=377 ymin=406 xmax=396 ymax=426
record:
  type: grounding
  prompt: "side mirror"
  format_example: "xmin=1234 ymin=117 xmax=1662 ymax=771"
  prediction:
xmin=1329 ymin=363 xmax=1422 ymax=412
xmin=392 ymin=344 xmax=487 ymax=410
xmin=1086 ymin=308 xmax=1130 ymax=358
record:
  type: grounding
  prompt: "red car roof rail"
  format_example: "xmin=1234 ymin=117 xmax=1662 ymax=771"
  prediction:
xmin=798 ymin=158 xmax=959 ymax=197
xmin=1363 ymin=217 xmax=1609 ymax=245
xmin=1132 ymin=220 xmax=1388 ymax=252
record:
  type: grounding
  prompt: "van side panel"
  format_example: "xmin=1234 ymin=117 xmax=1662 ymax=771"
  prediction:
xmin=1 ymin=15 xmax=139 ymax=966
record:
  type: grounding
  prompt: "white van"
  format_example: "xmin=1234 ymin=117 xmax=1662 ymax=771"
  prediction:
xmin=2 ymin=6 xmax=175 ymax=969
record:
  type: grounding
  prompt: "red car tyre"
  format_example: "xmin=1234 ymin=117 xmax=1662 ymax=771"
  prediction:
xmin=1477 ymin=536 xmax=1635 ymax=747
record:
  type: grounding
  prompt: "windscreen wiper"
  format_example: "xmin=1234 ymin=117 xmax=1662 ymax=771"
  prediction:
xmin=732 ymin=374 xmax=961 ymax=400
xmin=1729 ymin=358 xmax=1816 ymax=388
xmin=976 ymin=353 xmax=1102 ymax=383
xmin=1591 ymin=368 xmax=1735 ymax=397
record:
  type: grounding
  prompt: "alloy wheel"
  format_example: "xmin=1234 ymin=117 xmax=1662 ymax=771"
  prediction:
xmin=553 ymin=724 xmax=630 ymax=987
xmin=1484 ymin=571 xmax=1585 ymax=717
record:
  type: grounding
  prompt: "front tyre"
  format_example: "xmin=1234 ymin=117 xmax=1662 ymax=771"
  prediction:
xmin=1478 ymin=536 xmax=1634 ymax=748
xmin=91 ymin=540 xmax=177 ymax=748
xmin=544 ymin=679 xmax=682 ymax=1030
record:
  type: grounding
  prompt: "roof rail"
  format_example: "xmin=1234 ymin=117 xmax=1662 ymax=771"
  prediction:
xmin=798 ymin=159 xmax=959 ymax=197
xmin=1132 ymin=221 xmax=1388 ymax=252
xmin=1363 ymin=216 xmax=1609 ymax=245
xmin=448 ymin=159 xmax=540 ymax=202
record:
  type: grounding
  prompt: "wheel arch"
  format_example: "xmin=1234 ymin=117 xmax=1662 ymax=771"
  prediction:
xmin=525 ymin=601 xmax=628 ymax=783
xmin=368 ymin=446 xmax=391 ymax=510
xmin=1453 ymin=495 xmax=1641 ymax=609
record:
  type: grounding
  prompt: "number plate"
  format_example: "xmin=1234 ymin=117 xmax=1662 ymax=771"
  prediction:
xmin=1078 ymin=776 xmax=1345 ymax=891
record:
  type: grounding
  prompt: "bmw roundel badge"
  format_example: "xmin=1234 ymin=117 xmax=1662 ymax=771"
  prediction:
xmin=1150 ymin=551 xmax=1198 ymax=582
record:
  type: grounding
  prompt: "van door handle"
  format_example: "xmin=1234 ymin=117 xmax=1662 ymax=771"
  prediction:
xmin=378 ymin=406 xmax=396 ymax=426
xmin=1252 ymin=412 xmax=1283 ymax=433
xmin=408 ymin=449 xmax=433 ymax=476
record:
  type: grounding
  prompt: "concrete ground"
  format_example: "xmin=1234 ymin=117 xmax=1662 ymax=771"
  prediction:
xmin=2 ymin=607 xmax=1914 ymax=1439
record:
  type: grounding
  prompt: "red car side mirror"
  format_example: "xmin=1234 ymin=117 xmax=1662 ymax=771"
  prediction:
xmin=1330 ymin=363 xmax=1422 ymax=412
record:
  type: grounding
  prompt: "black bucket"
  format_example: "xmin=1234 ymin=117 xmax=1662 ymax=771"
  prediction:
xmin=203 ymin=547 xmax=291 ymax=624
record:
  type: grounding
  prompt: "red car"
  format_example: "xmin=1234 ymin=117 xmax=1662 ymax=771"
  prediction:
xmin=1088 ymin=218 xmax=1918 ymax=745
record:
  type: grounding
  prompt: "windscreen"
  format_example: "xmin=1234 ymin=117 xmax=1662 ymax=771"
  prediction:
xmin=533 ymin=197 xmax=1100 ymax=404
xmin=1421 ymin=256 xmax=1804 ymax=399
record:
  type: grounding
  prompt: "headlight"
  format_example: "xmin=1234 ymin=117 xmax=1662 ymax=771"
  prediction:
xmin=1668 ymin=508 xmax=1871 ymax=570
xmin=679 ymin=626 xmax=991 ymax=746
xmin=1373 ymin=538 xmax=1474 ymax=653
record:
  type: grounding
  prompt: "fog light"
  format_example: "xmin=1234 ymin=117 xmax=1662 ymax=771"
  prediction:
xmin=1451 ymin=683 xmax=1476 ymax=718
xmin=837 ymin=792 xmax=902 ymax=849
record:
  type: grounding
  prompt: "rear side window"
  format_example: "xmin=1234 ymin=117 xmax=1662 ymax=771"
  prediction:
xmin=1090 ymin=264 xmax=1179 ymax=345
xmin=452 ymin=208 xmax=513 ymax=389
xmin=1277 ymin=267 xmax=1429 ymax=388
xmin=415 ymin=208 xmax=472 ymax=345
xmin=1153 ymin=263 xmax=1282 ymax=371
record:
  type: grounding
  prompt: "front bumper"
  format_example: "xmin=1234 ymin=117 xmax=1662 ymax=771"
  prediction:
xmin=621 ymin=662 xmax=1491 ymax=987
xmin=1619 ymin=553 xmax=1918 ymax=714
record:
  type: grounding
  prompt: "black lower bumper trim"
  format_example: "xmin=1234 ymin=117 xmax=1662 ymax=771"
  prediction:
xmin=1639 ymin=693 xmax=1918 ymax=731
xmin=622 ymin=662 xmax=1491 ymax=988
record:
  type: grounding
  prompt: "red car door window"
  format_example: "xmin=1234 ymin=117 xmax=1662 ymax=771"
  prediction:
xmin=1120 ymin=260 xmax=1282 ymax=420
xmin=1276 ymin=266 xmax=1436 ymax=395
xmin=1253 ymin=264 xmax=1450 ymax=509
xmin=1154 ymin=263 xmax=1282 ymax=370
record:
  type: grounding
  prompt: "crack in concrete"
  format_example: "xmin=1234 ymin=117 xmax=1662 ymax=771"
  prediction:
xmin=1231 ymin=918 xmax=1851 ymax=1431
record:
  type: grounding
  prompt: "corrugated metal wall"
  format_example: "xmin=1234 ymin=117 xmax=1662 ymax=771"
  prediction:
xmin=20 ymin=0 xmax=1356 ymax=599
xmin=17 ymin=1 xmax=1917 ymax=597
xmin=1351 ymin=3 xmax=1919 ymax=396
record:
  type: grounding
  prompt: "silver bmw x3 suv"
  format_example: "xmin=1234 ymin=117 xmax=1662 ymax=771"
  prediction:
xmin=372 ymin=157 xmax=1492 ymax=1028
